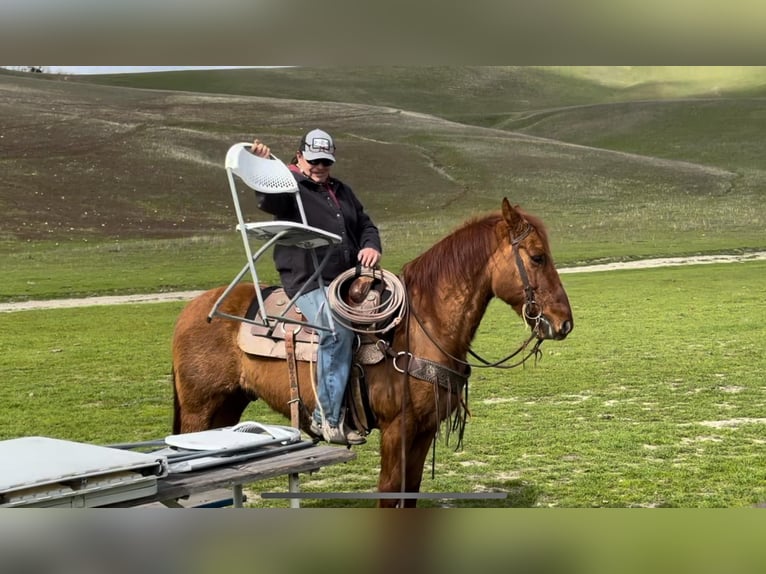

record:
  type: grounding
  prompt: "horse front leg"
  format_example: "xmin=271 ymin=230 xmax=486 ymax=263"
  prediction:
xmin=376 ymin=421 xmax=404 ymax=508
xmin=402 ymin=430 xmax=436 ymax=507
xmin=376 ymin=421 xmax=435 ymax=508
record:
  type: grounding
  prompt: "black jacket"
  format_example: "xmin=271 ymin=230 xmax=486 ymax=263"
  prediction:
xmin=256 ymin=167 xmax=382 ymax=298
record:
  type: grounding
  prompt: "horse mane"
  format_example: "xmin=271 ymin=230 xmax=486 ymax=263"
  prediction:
xmin=401 ymin=207 xmax=551 ymax=295
xmin=401 ymin=212 xmax=502 ymax=295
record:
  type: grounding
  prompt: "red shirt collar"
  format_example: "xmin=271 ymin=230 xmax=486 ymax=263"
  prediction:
xmin=289 ymin=164 xmax=339 ymax=206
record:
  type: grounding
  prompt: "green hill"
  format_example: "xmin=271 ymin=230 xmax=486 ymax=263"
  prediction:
xmin=1 ymin=66 xmax=764 ymax=298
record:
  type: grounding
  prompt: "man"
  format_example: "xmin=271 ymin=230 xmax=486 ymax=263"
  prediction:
xmin=251 ymin=129 xmax=381 ymax=445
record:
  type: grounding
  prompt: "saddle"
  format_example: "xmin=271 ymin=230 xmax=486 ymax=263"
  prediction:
xmin=236 ymin=280 xmax=388 ymax=434
xmin=237 ymin=287 xmax=319 ymax=361
xmin=237 ymin=284 xmax=387 ymax=365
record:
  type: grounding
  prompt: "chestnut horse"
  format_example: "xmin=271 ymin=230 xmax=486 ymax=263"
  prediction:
xmin=171 ymin=198 xmax=573 ymax=507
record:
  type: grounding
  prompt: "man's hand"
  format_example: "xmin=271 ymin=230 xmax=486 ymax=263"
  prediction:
xmin=358 ymin=247 xmax=381 ymax=268
xmin=251 ymin=139 xmax=270 ymax=158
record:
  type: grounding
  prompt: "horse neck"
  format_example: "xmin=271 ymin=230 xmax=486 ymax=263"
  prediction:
xmin=409 ymin=282 xmax=493 ymax=359
xmin=401 ymin=223 xmax=497 ymax=359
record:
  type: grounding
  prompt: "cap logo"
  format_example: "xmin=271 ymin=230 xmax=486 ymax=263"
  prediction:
xmin=306 ymin=137 xmax=333 ymax=153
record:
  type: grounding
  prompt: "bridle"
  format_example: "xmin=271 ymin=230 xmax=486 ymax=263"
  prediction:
xmin=511 ymin=223 xmax=543 ymax=328
xmin=409 ymin=222 xmax=545 ymax=370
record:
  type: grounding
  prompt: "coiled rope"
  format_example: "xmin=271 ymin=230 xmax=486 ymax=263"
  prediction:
xmin=327 ymin=267 xmax=407 ymax=335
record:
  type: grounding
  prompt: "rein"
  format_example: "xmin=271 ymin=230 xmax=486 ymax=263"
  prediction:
xmin=411 ymin=305 xmax=544 ymax=371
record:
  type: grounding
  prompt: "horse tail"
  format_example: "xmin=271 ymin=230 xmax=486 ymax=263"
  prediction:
xmin=171 ymin=365 xmax=181 ymax=435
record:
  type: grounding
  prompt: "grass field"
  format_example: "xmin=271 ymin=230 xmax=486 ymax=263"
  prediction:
xmin=2 ymin=262 xmax=764 ymax=507
xmin=1 ymin=66 xmax=765 ymax=508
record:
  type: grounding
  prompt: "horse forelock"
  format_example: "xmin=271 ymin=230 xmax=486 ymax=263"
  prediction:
xmin=402 ymin=212 xmax=502 ymax=295
xmin=515 ymin=208 xmax=551 ymax=254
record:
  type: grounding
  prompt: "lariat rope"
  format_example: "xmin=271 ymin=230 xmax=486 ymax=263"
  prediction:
xmin=327 ymin=267 xmax=407 ymax=334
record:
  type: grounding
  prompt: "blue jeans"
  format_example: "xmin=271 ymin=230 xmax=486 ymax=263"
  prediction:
xmin=296 ymin=287 xmax=355 ymax=427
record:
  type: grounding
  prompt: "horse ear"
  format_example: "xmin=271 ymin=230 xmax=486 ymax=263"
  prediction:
xmin=501 ymin=198 xmax=527 ymax=236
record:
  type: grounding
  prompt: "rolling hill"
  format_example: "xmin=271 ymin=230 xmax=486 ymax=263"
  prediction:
xmin=1 ymin=66 xmax=764 ymax=267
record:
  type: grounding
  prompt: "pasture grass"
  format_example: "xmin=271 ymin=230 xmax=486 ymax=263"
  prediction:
xmin=507 ymin=98 xmax=766 ymax=171
xmin=63 ymin=66 xmax=766 ymax=120
xmin=2 ymin=261 xmax=764 ymax=507
xmin=0 ymin=235 xmax=279 ymax=301
xmin=2 ymin=180 xmax=763 ymax=302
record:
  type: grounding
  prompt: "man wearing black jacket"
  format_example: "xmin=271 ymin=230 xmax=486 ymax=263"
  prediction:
xmin=251 ymin=129 xmax=381 ymax=445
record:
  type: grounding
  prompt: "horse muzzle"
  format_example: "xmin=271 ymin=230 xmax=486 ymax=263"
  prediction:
xmin=534 ymin=315 xmax=573 ymax=341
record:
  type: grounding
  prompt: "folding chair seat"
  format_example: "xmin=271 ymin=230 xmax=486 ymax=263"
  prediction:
xmin=207 ymin=142 xmax=342 ymax=334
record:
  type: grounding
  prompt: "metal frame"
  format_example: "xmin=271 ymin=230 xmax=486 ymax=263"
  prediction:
xmin=207 ymin=143 xmax=341 ymax=334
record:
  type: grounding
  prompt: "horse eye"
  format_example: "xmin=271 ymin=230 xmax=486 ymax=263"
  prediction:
xmin=530 ymin=254 xmax=546 ymax=265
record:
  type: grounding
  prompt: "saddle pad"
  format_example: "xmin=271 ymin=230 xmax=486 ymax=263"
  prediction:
xmin=238 ymin=325 xmax=318 ymax=362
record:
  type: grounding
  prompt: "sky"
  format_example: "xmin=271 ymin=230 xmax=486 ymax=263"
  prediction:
xmin=44 ymin=66 xmax=260 ymax=75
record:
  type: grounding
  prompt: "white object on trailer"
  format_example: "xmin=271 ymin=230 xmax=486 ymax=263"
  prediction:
xmin=0 ymin=436 xmax=167 ymax=508
xmin=159 ymin=421 xmax=304 ymax=473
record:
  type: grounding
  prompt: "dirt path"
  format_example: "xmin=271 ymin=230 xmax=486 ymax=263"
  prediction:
xmin=556 ymin=251 xmax=766 ymax=273
xmin=1 ymin=252 xmax=765 ymax=313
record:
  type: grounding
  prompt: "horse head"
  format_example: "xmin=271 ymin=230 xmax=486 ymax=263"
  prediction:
xmin=492 ymin=198 xmax=573 ymax=341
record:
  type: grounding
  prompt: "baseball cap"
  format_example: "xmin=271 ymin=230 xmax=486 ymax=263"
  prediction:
xmin=298 ymin=129 xmax=336 ymax=162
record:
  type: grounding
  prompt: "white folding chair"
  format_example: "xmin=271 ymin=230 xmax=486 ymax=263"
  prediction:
xmin=207 ymin=142 xmax=342 ymax=334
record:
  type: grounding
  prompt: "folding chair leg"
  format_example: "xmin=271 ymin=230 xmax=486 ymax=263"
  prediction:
xmin=208 ymin=235 xmax=283 ymax=324
xmin=207 ymin=261 xmax=252 ymax=322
